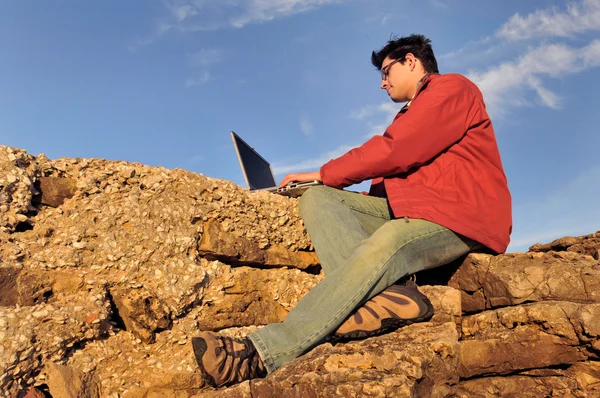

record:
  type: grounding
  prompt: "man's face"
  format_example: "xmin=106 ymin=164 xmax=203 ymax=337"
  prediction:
xmin=380 ymin=54 xmax=418 ymax=103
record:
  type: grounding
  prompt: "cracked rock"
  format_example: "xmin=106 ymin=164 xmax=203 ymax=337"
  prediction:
xmin=453 ymin=361 xmax=600 ymax=397
xmin=448 ymin=252 xmax=600 ymax=313
xmin=529 ymin=230 xmax=600 ymax=258
xmin=459 ymin=301 xmax=600 ymax=378
xmin=217 ymin=322 xmax=460 ymax=398
xmin=44 ymin=362 xmax=101 ymax=398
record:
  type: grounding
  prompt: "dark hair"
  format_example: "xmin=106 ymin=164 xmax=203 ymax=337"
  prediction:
xmin=371 ymin=34 xmax=439 ymax=74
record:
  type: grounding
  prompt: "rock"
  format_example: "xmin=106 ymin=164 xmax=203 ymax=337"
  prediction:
xmin=124 ymin=387 xmax=197 ymax=398
xmin=453 ymin=361 xmax=600 ymax=397
xmin=23 ymin=387 xmax=46 ymax=398
xmin=123 ymin=372 xmax=205 ymax=398
xmin=459 ymin=301 xmax=600 ymax=378
xmin=110 ymin=287 xmax=172 ymax=343
xmin=198 ymin=220 xmax=319 ymax=270
xmin=420 ymin=285 xmax=462 ymax=327
xmin=15 ymin=269 xmax=54 ymax=307
xmin=448 ymin=252 xmax=600 ymax=313
xmin=529 ymin=230 xmax=600 ymax=258
xmin=0 ymin=289 xmax=112 ymax=395
xmin=3 ymin=146 xmax=600 ymax=397
xmin=44 ymin=362 xmax=100 ymax=398
xmin=194 ymin=265 xmax=321 ymax=331
xmin=66 ymin=322 xmax=210 ymax=397
xmin=37 ymin=177 xmax=77 ymax=207
xmin=218 ymin=322 xmax=460 ymax=398
xmin=263 ymin=245 xmax=320 ymax=271
xmin=1 ymin=268 xmax=85 ymax=308
xmin=0 ymin=266 xmax=21 ymax=306
xmin=0 ymin=146 xmax=38 ymax=234
xmin=65 ymin=264 xmax=321 ymax=395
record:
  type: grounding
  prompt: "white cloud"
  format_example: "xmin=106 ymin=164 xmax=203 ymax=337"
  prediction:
xmin=183 ymin=49 xmax=224 ymax=87
xmin=163 ymin=1 xmax=198 ymax=29
xmin=271 ymin=143 xmax=357 ymax=175
xmin=497 ymin=0 xmax=600 ymax=41
xmin=188 ymin=49 xmax=224 ymax=67
xmin=136 ymin=0 xmax=348 ymax=46
xmin=272 ymin=101 xmax=401 ymax=175
xmin=228 ymin=0 xmax=346 ymax=28
xmin=350 ymin=101 xmax=401 ymax=138
xmin=582 ymin=38 xmax=600 ymax=66
xmin=271 ymin=101 xmax=399 ymax=177
xmin=299 ymin=112 xmax=314 ymax=137
xmin=508 ymin=164 xmax=600 ymax=252
xmin=350 ymin=102 xmax=399 ymax=121
xmin=365 ymin=13 xmax=395 ymax=25
xmin=468 ymin=40 xmax=600 ymax=116
xmin=429 ymin=0 xmax=448 ymax=10
xmin=443 ymin=0 xmax=600 ymax=62
xmin=438 ymin=37 xmax=498 ymax=65
xmin=185 ymin=71 xmax=212 ymax=87
xmin=439 ymin=1 xmax=600 ymax=116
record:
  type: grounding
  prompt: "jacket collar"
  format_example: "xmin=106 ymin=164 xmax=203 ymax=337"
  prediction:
xmin=403 ymin=73 xmax=436 ymax=109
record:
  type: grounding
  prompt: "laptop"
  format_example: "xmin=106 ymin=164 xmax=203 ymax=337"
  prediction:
xmin=231 ymin=131 xmax=322 ymax=197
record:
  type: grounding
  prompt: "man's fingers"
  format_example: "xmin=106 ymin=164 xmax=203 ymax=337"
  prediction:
xmin=279 ymin=174 xmax=295 ymax=187
xmin=279 ymin=171 xmax=319 ymax=188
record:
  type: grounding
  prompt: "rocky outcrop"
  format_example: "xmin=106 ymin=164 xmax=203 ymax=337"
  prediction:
xmin=0 ymin=147 xmax=38 ymax=234
xmin=454 ymin=361 xmax=600 ymax=397
xmin=529 ymin=231 xmax=600 ymax=259
xmin=1 ymin=145 xmax=600 ymax=397
xmin=0 ymin=288 xmax=111 ymax=397
xmin=217 ymin=322 xmax=461 ymax=398
xmin=447 ymin=251 xmax=600 ymax=312
xmin=198 ymin=220 xmax=319 ymax=270
xmin=0 ymin=147 xmax=319 ymax=397
xmin=459 ymin=301 xmax=600 ymax=378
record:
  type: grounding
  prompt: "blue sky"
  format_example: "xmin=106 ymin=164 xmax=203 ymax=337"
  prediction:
xmin=1 ymin=0 xmax=599 ymax=252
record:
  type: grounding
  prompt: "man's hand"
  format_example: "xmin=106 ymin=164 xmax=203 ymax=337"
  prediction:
xmin=279 ymin=171 xmax=322 ymax=188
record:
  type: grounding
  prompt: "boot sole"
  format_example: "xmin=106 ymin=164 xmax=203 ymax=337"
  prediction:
xmin=191 ymin=337 xmax=218 ymax=388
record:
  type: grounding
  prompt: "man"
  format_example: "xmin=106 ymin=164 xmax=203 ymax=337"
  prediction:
xmin=192 ymin=34 xmax=512 ymax=388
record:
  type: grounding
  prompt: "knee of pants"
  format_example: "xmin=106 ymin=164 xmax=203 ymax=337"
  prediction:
xmin=298 ymin=185 xmax=338 ymax=219
xmin=357 ymin=223 xmax=414 ymax=265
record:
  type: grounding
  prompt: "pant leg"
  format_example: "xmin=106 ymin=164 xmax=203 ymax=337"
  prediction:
xmin=298 ymin=186 xmax=392 ymax=275
xmin=249 ymin=218 xmax=479 ymax=374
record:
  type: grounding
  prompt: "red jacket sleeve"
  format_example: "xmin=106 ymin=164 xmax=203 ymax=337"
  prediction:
xmin=320 ymin=76 xmax=476 ymax=188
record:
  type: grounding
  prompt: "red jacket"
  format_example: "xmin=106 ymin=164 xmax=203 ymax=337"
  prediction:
xmin=320 ymin=73 xmax=512 ymax=253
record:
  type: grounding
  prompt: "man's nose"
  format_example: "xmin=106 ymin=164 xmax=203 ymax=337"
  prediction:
xmin=380 ymin=80 xmax=388 ymax=90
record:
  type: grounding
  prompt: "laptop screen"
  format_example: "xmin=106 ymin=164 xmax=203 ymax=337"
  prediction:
xmin=231 ymin=132 xmax=277 ymax=190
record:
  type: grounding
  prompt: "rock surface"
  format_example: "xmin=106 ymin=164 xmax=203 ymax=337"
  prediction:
xmin=459 ymin=301 xmax=600 ymax=378
xmin=1 ymin=145 xmax=599 ymax=397
xmin=217 ymin=322 xmax=460 ymax=398
xmin=448 ymin=251 xmax=600 ymax=313
xmin=43 ymin=362 xmax=101 ymax=398
xmin=454 ymin=361 xmax=600 ymax=397
xmin=37 ymin=177 xmax=77 ymax=208
xmin=529 ymin=231 xmax=600 ymax=259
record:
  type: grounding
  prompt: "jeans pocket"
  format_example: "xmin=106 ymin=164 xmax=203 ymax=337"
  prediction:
xmin=339 ymin=195 xmax=391 ymax=219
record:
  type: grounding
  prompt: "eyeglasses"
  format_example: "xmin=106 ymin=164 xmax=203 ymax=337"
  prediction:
xmin=380 ymin=57 xmax=405 ymax=81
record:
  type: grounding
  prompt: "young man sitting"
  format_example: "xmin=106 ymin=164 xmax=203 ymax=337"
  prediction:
xmin=192 ymin=34 xmax=512 ymax=388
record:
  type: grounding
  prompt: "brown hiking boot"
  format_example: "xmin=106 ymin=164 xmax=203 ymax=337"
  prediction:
xmin=192 ymin=331 xmax=267 ymax=388
xmin=332 ymin=281 xmax=434 ymax=342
